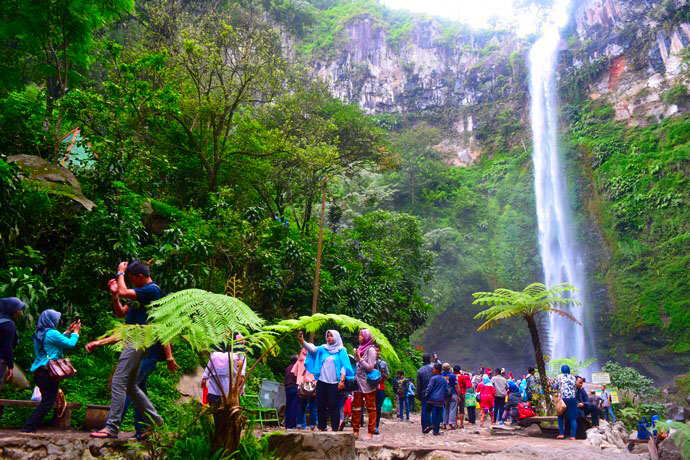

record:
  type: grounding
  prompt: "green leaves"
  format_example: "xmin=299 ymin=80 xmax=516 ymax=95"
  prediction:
xmin=265 ymin=313 xmax=399 ymax=365
xmin=472 ymin=282 xmax=579 ymax=331
xmin=112 ymin=290 xmax=398 ymax=366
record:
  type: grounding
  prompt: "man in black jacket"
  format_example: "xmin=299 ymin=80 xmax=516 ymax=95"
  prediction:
xmin=0 ymin=297 xmax=26 ymax=417
xmin=576 ymin=376 xmax=599 ymax=427
xmin=416 ymin=354 xmax=434 ymax=433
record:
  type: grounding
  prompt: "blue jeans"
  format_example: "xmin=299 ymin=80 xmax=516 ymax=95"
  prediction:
xmin=297 ymin=397 xmax=318 ymax=428
xmin=558 ymin=397 xmax=578 ymax=438
xmin=604 ymin=406 xmax=616 ymax=422
xmin=398 ymin=395 xmax=409 ymax=419
xmin=493 ymin=396 xmax=505 ymax=422
xmin=420 ymin=400 xmax=431 ymax=431
xmin=284 ymin=386 xmax=299 ymax=428
xmin=123 ymin=350 xmax=159 ymax=435
xmin=429 ymin=404 xmax=443 ymax=435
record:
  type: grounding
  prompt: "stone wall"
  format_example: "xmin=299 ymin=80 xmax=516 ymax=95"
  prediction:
xmin=0 ymin=432 xmax=132 ymax=460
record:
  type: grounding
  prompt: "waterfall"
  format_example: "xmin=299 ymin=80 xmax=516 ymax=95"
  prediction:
xmin=528 ymin=0 xmax=592 ymax=365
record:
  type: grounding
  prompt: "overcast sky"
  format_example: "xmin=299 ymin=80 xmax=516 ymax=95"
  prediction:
xmin=380 ymin=0 xmax=542 ymax=35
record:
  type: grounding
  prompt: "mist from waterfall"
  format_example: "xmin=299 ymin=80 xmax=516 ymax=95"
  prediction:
xmin=528 ymin=0 xmax=592 ymax=366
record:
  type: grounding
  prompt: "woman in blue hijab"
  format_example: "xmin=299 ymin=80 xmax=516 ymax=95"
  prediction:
xmin=0 ymin=297 xmax=26 ymax=394
xmin=22 ymin=309 xmax=81 ymax=433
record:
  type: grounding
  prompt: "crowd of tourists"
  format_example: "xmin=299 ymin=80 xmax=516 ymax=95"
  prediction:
xmin=408 ymin=355 xmax=615 ymax=439
xmin=1 ymin=263 xmax=614 ymax=442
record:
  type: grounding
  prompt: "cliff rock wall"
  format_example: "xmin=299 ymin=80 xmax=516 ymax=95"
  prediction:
xmin=571 ymin=0 xmax=690 ymax=125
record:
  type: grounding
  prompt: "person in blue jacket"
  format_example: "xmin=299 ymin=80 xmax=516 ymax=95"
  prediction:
xmin=22 ymin=309 xmax=81 ymax=432
xmin=298 ymin=329 xmax=354 ymax=431
xmin=424 ymin=363 xmax=447 ymax=435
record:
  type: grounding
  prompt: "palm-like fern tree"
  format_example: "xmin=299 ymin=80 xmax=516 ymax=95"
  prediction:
xmin=112 ymin=289 xmax=398 ymax=452
xmin=472 ymin=282 xmax=580 ymax=410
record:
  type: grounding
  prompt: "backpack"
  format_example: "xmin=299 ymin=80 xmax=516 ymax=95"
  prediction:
xmin=441 ymin=374 xmax=453 ymax=399
xmin=465 ymin=390 xmax=477 ymax=406
xmin=397 ymin=378 xmax=410 ymax=396
xmin=517 ymin=402 xmax=536 ymax=419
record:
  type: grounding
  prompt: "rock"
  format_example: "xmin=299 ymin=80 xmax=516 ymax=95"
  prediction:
xmin=266 ymin=431 xmax=355 ymax=460
xmin=658 ymin=435 xmax=682 ymax=460
xmin=524 ymin=424 xmax=542 ymax=437
xmin=665 ymin=403 xmax=686 ymax=422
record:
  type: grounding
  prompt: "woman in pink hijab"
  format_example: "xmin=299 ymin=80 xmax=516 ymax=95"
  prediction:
xmin=292 ymin=348 xmax=318 ymax=429
xmin=352 ymin=328 xmax=378 ymax=439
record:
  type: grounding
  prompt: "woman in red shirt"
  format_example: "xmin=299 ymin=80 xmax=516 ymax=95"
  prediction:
xmin=476 ymin=375 xmax=496 ymax=427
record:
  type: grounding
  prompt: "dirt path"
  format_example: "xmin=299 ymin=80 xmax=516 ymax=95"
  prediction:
xmin=351 ymin=414 xmax=647 ymax=459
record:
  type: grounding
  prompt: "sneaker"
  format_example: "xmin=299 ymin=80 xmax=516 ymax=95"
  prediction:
xmin=374 ymin=429 xmax=380 ymax=435
xmin=423 ymin=426 xmax=432 ymax=434
xmin=20 ymin=428 xmax=36 ymax=433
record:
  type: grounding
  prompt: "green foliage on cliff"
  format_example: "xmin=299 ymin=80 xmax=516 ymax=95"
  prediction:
xmin=568 ymin=101 xmax=690 ymax=355
xmin=373 ymin=121 xmax=540 ymax=362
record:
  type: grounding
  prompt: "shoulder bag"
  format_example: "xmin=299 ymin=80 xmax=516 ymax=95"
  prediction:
xmin=41 ymin=335 xmax=77 ymax=381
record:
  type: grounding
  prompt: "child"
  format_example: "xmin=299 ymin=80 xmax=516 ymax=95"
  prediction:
xmin=465 ymin=386 xmax=477 ymax=424
xmin=476 ymin=375 xmax=495 ymax=427
xmin=504 ymin=381 xmax=521 ymax=424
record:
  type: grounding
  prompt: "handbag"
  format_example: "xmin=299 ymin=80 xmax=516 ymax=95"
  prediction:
xmin=343 ymin=378 xmax=358 ymax=392
xmin=555 ymin=397 xmax=567 ymax=416
xmin=40 ymin=336 xmax=76 ymax=381
xmin=46 ymin=357 xmax=77 ymax=381
xmin=366 ymin=368 xmax=381 ymax=385
xmin=298 ymin=380 xmax=316 ymax=399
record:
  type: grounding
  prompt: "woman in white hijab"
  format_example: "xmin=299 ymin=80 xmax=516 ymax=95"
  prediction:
xmin=298 ymin=329 xmax=354 ymax=431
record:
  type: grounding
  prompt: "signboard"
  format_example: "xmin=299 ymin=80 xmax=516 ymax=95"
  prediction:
xmin=591 ymin=372 xmax=611 ymax=385
xmin=609 ymin=390 xmax=620 ymax=404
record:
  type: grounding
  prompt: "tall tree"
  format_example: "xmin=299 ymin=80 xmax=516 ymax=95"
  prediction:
xmin=472 ymin=282 xmax=580 ymax=410
xmin=145 ymin=0 xmax=286 ymax=192
xmin=0 ymin=0 xmax=134 ymax=138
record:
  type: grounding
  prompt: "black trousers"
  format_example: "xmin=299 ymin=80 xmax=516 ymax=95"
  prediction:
xmin=316 ymin=381 xmax=340 ymax=431
xmin=24 ymin=368 xmax=59 ymax=431
xmin=467 ymin=406 xmax=476 ymax=424
xmin=375 ymin=389 xmax=385 ymax=429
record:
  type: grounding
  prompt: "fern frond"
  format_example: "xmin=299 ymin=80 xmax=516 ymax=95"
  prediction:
xmin=548 ymin=308 xmax=582 ymax=325
xmin=266 ymin=313 xmax=399 ymax=365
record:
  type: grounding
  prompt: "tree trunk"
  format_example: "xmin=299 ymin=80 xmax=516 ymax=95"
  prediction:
xmin=309 ymin=186 xmax=326 ymax=342
xmin=212 ymin=405 xmax=245 ymax=453
xmin=525 ymin=314 xmax=553 ymax=413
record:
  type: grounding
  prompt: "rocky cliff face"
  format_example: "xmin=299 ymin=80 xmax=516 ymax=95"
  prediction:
xmin=571 ymin=0 xmax=690 ymax=125
xmin=307 ymin=0 xmax=689 ymax=132
xmin=307 ymin=17 xmax=528 ymax=165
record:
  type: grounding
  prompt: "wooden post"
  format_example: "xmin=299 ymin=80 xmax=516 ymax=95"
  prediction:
xmin=309 ymin=186 xmax=327 ymax=342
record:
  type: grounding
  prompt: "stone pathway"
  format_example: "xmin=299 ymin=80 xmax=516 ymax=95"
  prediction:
xmin=267 ymin=414 xmax=649 ymax=459
xmin=353 ymin=415 xmax=646 ymax=459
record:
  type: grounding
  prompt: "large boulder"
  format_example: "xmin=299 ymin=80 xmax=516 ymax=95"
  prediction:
xmin=585 ymin=420 xmax=629 ymax=451
xmin=658 ymin=435 xmax=682 ymax=460
xmin=266 ymin=431 xmax=355 ymax=460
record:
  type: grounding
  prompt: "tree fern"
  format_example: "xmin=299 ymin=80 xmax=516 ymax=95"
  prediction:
xmin=265 ymin=313 xmax=399 ymax=365
xmin=113 ymin=289 xmax=265 ymax=353
xmin=111 ymin=290 xmax=398 ymax=364
xmin=473 ymin=282 xmax=580 ymax=331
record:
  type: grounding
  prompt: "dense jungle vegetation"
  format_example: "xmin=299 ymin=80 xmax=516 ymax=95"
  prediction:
xmin=0 ymin=0 xmax=688 ymax=454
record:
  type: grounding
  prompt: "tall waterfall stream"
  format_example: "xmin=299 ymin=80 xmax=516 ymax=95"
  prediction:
xmin=528 ymin=0 xmax=593 ymax=367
